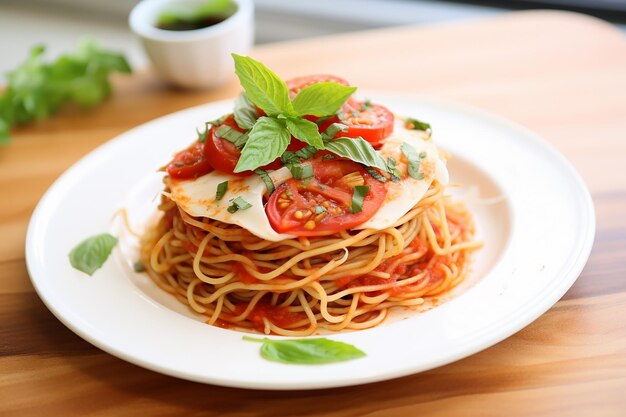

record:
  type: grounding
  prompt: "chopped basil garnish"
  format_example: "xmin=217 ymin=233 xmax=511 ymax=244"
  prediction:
xmin=315 ymin=205 xmax=326 ymax=214
xmin=243 ymin=336 xmax=366 ymax=365
xmin=227 ymin=196 xmax=252 ymax=213
xmin=288 ymin=162 xmax=314 ymax=180
xmin=285 ymin=188 xmax=293 ymax=198
xmin=385 ymin=156 xmax=401 ymax=182
xmin=351 ymin=185 xmax=370 ymax=213
xmin=321 ymin=123 xmax=348 ymax=142
xmin=207 ymin=114 xmax=228 ymax=127
xmin=365 ymin=166 xmax=387 ymax=183
xmin=216 ymin=180 xmax=228 ymax=201
xmin=400 ymin=142 xmax=426 ymax=180
xmin=294 ymin=145 xmax=318 ymax=160
xmin=216 ymin=125 xmax=248 ymax=149
xmin=196 ymin=127 xmax=208 ymax=143
xmin=321 ymin=154 xmax=335 ymax=161
xmin=133 ymin=262 xmax=145 ymax=272
xmin=69 ymin=233 xmax=118 ymax=276
xmin=254 ymin=169 xmax=275 ymax=195
xmin=404 ymin=117 xmax=431 ymax=133
xmin=360 ymin=99 xmax=372 ymax=111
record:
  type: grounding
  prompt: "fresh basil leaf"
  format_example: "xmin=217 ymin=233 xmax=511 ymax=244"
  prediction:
xmin=234 ymin=117 xmax=290 ymax=172
xmin=232 ymin=54 xmax=292 ymax=116
xmin=325 ymin=137 xmax=387 ymax=171
xmin=285 ymin=117 xmax=324 ymax=149
xmin=233 ymin=93 xmax=258 ymax=130
xmin=400 ymin=142 xmax=425 ymax=180
xmin=216 ymin=180 xmax=228 ymax=201
xmin=292 ymin=82 xmax=357 ymax=117
xmin=227 ymin=196 xmax=252 ymax=213
xmin=404 ymin=117 xmax=432 ymax=133
xmin=287 ymin=162 xmax=314 ymax=180
xmin=254 ymin=169 xmax=275 ymax=195
xmin=321 ymin=123 xmax=348 ymax=142
xmin=69 ymin=233 xmax=118 ymax=276
xmin=365 ymin=166 xmax=387 ymax=183
xmin=216 ymin=125 xmax=248 ymax=149
xmin=243 ymin=336 xmax=366 ymax=365
xmin=351 ymin=185 xmax=370 ymax=214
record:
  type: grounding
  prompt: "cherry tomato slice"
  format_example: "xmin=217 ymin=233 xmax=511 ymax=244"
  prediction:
xmin=337 ymin=101 xmax=395 ymax=148
xmin=266 ymin=159 xmax=386 ymax=236
xmin=287 ymin=74 xmax=350 ymax=98
xmin=166 ymin=141 xmax=213 ymax=180
xmin=204 ymin=115 xmax=284 ymax=175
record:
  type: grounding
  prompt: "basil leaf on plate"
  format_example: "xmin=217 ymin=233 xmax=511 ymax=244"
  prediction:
xmin=234 ymin=117 xmax=290 ymax=172
xmin=291 ymin=82 xmax=357 ymax=117
xmin=243 ymin=336 xmax=366 ymax=365
xmin=69 ymin=233 xmax=118 ymax=276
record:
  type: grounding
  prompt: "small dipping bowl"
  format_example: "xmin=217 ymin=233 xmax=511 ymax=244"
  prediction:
xmin=129 ymin=0 xmax=254 ymax=89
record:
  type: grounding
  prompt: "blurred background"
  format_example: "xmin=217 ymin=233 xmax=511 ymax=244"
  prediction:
xmin=1 ymin=0 xmax=626 ymax=74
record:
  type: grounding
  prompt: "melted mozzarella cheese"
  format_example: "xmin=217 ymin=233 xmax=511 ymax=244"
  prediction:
xmin=168 ymin=121 xmax=448 ymax=241
xmin=169 ymin=167 xmax=295 ymax=242
xmin=355 ymin=121 xmax=448 ymax=230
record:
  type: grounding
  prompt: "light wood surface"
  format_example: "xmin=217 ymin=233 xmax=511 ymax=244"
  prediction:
xmin=2 ymin=10 xmax=626 ymax=417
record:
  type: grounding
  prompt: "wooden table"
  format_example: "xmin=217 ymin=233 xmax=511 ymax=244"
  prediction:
xmin=2 ymin=10 xmax=625 ymax=416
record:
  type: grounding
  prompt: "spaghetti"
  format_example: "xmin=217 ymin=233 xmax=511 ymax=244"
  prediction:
xmin=140 ymin=180 xmax=479 ymax=336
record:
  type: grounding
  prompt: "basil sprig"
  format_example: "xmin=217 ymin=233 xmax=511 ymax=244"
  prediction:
xmin=69 ymin=233 xmax=118 ymax=276
xmin=243 ymin=336 xmax=366 ymax=365
xmin=231 ymin=54 xmax=356 ymax=173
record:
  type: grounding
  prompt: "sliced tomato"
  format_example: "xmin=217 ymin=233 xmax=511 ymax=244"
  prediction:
xmin=204 ymin=114 xmax=283 ymax=175
xmin=266 ymin=159 xmax=386 ymax=236
xmin=287 ymin=74 xmax=350 ymax=98
xmin=337 ymin=101 xmax=394 ymax=147
xmin=166 ymin=141 xmax=213 ymax=180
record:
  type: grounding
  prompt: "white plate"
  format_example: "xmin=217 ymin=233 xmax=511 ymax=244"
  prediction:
xmin=26 ymin=94 xmax=595 ymax=390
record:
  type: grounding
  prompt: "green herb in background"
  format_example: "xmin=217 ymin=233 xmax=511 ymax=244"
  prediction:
xmin=0 ymin=40 xmax=132 ymax=143
xmin=243 ymin=336 xmax=366 ymax=365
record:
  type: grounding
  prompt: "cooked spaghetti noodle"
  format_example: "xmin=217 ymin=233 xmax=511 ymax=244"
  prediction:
xmin=140 ymin=180 xmax=479 ymax=336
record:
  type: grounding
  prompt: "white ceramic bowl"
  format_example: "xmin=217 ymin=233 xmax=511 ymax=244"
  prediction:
xmin=129 ymin=0 xmax=254 ymax=89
